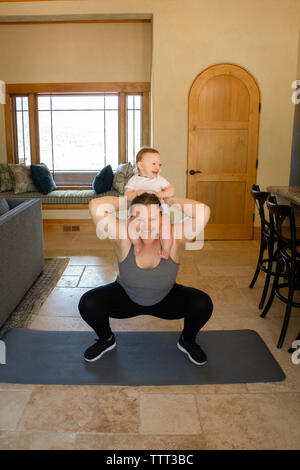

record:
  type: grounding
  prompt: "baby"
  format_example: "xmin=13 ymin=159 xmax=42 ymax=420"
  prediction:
xmin=124 ymin=147 xmax=175 ymax=259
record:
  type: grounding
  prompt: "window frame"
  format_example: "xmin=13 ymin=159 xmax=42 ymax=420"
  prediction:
xmin=4 ymin=82 xmax=150 ymax=188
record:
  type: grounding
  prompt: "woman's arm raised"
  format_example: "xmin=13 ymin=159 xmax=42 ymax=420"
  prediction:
xmin=89 ymin=196 xmax=128 ymax=242
xmin=164 ymin=196 xmax=211 ymax=242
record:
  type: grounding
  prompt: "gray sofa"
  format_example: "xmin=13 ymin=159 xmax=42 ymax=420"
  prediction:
xmin=0 ymin=198 xmax=44 ymax=329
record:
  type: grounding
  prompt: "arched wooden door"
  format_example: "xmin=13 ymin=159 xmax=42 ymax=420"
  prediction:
xmin=187 ymin=63 xmax=260 ymax=239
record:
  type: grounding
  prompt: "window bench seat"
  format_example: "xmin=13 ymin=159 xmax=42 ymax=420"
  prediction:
xmin=0 ymin=189 xmax=120 ymax=209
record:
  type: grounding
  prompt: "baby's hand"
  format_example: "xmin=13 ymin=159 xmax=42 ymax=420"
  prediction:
xmin=155 ymin=191 xmax=164 ymax=199
xmin=136 ymin=189 xmax=147 ymax=196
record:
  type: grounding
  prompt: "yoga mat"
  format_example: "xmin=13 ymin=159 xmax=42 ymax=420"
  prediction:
xmin=0 ymin=329 xmax=285 ymax=386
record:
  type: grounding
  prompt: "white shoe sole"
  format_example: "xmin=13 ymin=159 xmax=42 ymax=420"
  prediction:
xmin=84 ymin=341 xmax=116 ymax=362
xmin=177 ymin=342 xmax=207 ymax=366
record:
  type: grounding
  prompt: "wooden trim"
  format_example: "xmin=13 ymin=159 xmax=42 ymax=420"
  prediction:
xmin=42 ymin=204 xmax=89 ymax=210
xmin=6 ymin=83 xmax=150 ymax=94
xmin=0 ymin=0 xmax=74 ymax=3
xmin=119 ymin=92 xmax=126 ymax=164
xmin=142 ymin=91 xmax=150 ymax=146
xmin=43 ymin=218 xmax=94 ymax=233
xmin=43 ymin=220 xmax=92 ymax=224
xmin=0 ymin=19 xmax=151 ymax=25
xmin=194 ymin=121 xmax=249 ymax=129
xmin=4 ymin=94 xmax=14 ymax=163
xmin=11 ymin=97 xmax=18 ymax=163
xmin=28 ymin=93 xmax=40 ymax=164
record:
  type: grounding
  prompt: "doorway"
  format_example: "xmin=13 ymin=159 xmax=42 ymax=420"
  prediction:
xmin=187 ymin=63 xmax=260 ymax=239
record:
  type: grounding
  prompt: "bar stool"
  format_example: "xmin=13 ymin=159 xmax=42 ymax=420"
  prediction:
xmin=261 ymin=201 xmax=300 ymax=348
xmin=249 ymin=185 xmax=278 ymax=309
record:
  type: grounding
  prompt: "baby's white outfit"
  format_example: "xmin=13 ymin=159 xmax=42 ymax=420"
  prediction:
xmin=125 ymin=174 xmax=171 ymax=214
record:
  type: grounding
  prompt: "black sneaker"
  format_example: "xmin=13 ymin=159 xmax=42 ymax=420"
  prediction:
xmin=177 ymin=334 xmax=207 ymax=365
xmin=84 ymin=334 xmax=116 ymax=362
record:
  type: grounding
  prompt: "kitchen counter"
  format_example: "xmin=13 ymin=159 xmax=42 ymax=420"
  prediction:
xmin=266 ymin=186 xmax=300 ymax=205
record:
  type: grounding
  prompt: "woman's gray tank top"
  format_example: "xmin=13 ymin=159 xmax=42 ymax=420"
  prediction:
xmin=116 ymin=244 xmax=179 ymax=306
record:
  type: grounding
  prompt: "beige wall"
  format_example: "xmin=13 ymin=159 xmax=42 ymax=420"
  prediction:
xmin=0 ymin=21 xmax=152 ymax=163
xmin=0 ymin=0 xmax=299 ymax=225
xmin=0 ymin=22 xmax=152 ymax=83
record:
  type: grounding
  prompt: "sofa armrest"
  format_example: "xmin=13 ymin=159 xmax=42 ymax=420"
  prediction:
xmin=0 ymin=199 xmax=42 ymax=227
xmin=0 ymin=199 xmax=44 ymax=327
xmin=5 ymin=198 xmax=33 ymax=210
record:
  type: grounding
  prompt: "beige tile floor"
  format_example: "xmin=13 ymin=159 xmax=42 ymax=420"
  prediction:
xmin=0 ymin=232 xmax=300 ymax=450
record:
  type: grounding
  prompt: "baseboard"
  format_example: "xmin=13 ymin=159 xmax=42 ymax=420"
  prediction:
xmin=43 ymin=219 xmax=95 ymax=233
xmin=43 ymin=219 xmax=262 ymax=239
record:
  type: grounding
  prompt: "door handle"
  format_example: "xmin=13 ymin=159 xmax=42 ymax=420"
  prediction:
xmin=189 ymin=169 xmax=202 ymax=175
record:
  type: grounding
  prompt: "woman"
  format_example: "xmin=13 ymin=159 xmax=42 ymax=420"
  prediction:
xmin=78 ymin=192 xmax=213 ymax=366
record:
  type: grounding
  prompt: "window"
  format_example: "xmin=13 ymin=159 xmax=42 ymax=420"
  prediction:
xmin=5 ymin=83 xmax=150 ymax=187
xmin=38 ymin=94 xmax=120 ymax=172
xmin=127 ymin=94 xmax=142 ymax=165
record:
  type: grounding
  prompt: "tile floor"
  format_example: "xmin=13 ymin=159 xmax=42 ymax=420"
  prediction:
xmin=0 ymin=232 xmax=300 ymax=450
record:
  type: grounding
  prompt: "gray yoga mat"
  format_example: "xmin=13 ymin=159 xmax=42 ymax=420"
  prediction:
xmin=0 ymin=328 xmax=285 ymax=386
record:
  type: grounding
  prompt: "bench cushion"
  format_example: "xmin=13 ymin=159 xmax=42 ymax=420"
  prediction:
xmin=0 ymin=189 xmax=120 ymax=204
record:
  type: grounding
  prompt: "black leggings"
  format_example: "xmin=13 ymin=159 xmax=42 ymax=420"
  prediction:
xmin=78 ymin=281 xmax=213 ymax=343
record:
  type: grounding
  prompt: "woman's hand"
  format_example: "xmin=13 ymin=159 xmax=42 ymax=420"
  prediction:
xmin=124 ymin=189 xmax=147 ymax=202
xmin=164 ymin=196 xmax=211 ymax=243
xmin=156 ymin=185 xmax=175 ymax=200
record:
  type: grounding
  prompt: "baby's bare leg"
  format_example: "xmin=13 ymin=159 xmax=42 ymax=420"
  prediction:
xmin=158 ymin=213 xmax=173 ymax=259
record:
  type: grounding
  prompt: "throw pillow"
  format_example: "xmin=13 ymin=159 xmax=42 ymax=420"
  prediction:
xmin=30 ymin=162 xmax=56 ymax=195
xmin=92 ymin=164 xmax=114 ymax=194
xmin=112 ymin=162 xmax=135 ymax=194
xmin=0 ymin=198 xmax=10 ymax=216
xmin=0 ymin=164 xmax=14 ymax=192
xmin=9 ymin=164 xmax=37 ymax=194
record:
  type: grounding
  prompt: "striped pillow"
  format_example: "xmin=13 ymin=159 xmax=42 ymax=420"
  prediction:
xmin=9 ymin=164 xmax=37 ymax=194
xmin=0 ymin=164 xmax=14 ymax=192
xmin=112 ymin=162 xmax=135 ymax=194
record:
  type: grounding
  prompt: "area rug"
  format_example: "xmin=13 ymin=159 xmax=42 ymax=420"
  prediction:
xmin=0 ymin=258 xmax=69 ymax=338
xmin=0 ymin=329 xmax=285 ymax=385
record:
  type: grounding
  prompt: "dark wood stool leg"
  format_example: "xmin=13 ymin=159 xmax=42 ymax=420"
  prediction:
xmin=250 ymin=233 xmax=266 ymax=288
xmin=277 ymin=263 xmax=296 ymax=349
xmin=261 ymin=258 xmax=282 ymax=318
xmin=258 ymin=240 xmax=275 ymax=309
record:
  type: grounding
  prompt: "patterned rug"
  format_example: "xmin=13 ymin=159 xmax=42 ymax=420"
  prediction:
xmin=0 ymin=258 xmax=69 ymax=338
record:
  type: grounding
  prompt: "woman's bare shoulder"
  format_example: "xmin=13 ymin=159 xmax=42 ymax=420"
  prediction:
xmin=110 ymin=220 xmax=131 ymax=262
